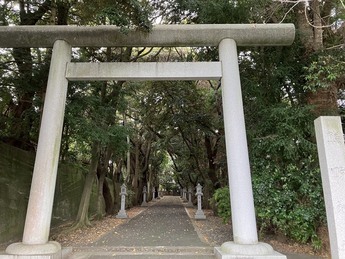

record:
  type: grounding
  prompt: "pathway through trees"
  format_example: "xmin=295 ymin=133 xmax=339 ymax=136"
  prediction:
xmin=93 ymin=196 xmax=207 ymax=247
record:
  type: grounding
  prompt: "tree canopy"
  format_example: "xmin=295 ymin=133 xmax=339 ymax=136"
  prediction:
xmin=0 ymin=0 xmax=344 ymax=249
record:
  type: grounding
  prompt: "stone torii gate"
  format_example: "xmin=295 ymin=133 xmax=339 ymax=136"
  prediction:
xmin=0 ymin=24 xmax=295 ymax=259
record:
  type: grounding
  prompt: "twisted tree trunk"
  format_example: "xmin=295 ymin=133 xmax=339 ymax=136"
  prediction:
xmin=73 ymin=142 xmax=100 ymax=228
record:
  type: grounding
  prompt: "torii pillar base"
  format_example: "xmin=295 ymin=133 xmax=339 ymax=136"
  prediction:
xmin=214 ymin=242 xmax=286 ymax=259
xmin=3 ymin=241 xmax=61 ymax=259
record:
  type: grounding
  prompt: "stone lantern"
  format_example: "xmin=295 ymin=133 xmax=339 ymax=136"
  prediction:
xmin=195 ymin=183 xmax=206 ymax=220
xmin=141 ymin=186 xmax=148 ymax=207
xmin=116 ymin=184 xmax=128 ymax=218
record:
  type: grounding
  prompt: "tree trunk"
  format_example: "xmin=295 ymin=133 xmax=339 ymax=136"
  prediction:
xmin=95 ymin=147 xmax=112 ymax=219
xmin=296 ymin=1 xmax=314 ymax=53
xmin=131 ymin=140 xmax=141 ymax=205
xmin=95 ymin=167 xmax=106 ymax=219
xmin=136 ymin=138 xmax=152 ymax=203
xmin=311 ymin=0 xmax=323 ymax=51
xmin=103 ymin=179 xmax=115 ymax=214
xmin=148 ymin=166 xmax=154 ymax=200
xmin=112 ymin=158 xmax=123 ymax=211
xmin=296 ymin=0 xmax=338 ymax=115
xmin=73 ymin=142 xmax=100 ymax=228
xmin=204 ymin=134 xmax=221 ymax=189
xmin=306 ymin=85 xmax=339 ymax=116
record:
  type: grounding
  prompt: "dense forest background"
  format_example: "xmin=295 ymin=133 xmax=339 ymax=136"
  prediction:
xmin=0 ymin=0 xmax=344 ymax=250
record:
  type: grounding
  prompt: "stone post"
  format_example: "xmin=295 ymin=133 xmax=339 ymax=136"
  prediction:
xmin=182 ymin=188 xmax=187 ymax=202
xmin=315 ymin=116 xmax=345 ymax=259
xmin=6 ymin=40 xmax=71 ymax=258
xmin=116 ymin=184 xmax=128 ymax=218
xmin=215 ymin=38 xmax=285 ymax=258
xmin=187 ymin=186 xmax=193 ymax=207
xmin=194 ymin=184 xmax=206 ymax=220
xmin=141 ymin=186 xmax=148 ymax=207
xmin=156 ymin=188 xmax=161 ymax=199
xmin=152 ymin=187 xmax=156 ymax=201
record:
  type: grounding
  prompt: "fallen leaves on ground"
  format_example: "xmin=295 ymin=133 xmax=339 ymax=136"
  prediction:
xmin=50 ymin=207 xmax=145 ymax=246
xmin=49 ymin=202 xmax=330 ymax=258
xmin=185 ymin=207 xmax=330 ymax=258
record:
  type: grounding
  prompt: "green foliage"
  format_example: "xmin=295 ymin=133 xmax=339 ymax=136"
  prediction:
xmin=126 ymin=188 xmax=136 ymax=208
xmin=63 ymin=81 xmax=129 ymax=161
xmin=211 ymin=187 xmax=231 ymax=223
xmin=128 ymin=79 xmax=224 ymax=192
xmin=153 ymin=0 xmax=267 ymax=24
xmin=75 ymin=0 xmax=152 ymax=29
xmin=0 ymin=0 xmax=341 ymax=245
xmin=305 ymin=50 xmax=345 ymax=91
xmin=249 ymin=105 xmax=326 ymax=248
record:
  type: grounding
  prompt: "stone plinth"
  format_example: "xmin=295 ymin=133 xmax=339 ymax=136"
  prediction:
xmin=195 ymin=209 xmax=206 ymax=220
xmin=116 ymin=210 xmax=128 ymax=219
xmin=214 ymin=242 xmax=286 ymax=259
xmin=4 ymin=241 xmax=61 ymax=259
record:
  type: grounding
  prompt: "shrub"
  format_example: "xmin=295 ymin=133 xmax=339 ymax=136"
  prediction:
xmin=250 ymin=105 xmax=326 ymax=249
xmin=212 ymin=186 xmax=231 ymax=223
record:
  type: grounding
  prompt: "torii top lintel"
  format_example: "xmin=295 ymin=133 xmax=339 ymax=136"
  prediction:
xmin=0 ymin=24 xmax=295 ymax=48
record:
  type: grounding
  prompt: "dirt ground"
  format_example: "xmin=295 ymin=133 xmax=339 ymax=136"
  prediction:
xmin=185 ymin=207 xmax=330 ymax=258
xmin=47 ymin=204 xmax=330 ymax=258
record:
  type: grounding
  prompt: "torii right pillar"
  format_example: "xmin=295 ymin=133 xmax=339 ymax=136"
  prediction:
xmin=215 ymin=38 xmax=286 ymax=259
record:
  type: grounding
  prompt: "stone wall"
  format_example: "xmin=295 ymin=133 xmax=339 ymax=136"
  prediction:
xmin=0 ymin=142 xmax=95 ymax=244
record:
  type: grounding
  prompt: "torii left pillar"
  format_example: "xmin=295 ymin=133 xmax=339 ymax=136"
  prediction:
xmin=6 ymin=40 xmax=71 ymax=259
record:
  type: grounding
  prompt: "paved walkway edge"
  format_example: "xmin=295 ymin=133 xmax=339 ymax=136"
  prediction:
xmin=65 ymin=246 xmax=215 ymax=258
xmin=184 ymin=206 xmax=210 ymax=246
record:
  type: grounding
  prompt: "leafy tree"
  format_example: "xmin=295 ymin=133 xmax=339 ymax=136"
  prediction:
xmin=1 ymin=0 xmax=344 ymax=248
xmin=0 ymin=0 xmax=153 ymax=228
xmin=250 ymin=105 xmax=325 ymax=248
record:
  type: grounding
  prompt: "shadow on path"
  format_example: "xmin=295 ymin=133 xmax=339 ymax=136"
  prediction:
xmin=65 ymin=196 xmax=324 ymax=259
xmin=93 ymin=196 xmax=208 ymax=247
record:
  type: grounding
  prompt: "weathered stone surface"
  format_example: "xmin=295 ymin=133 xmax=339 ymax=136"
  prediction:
xmin=217 ymin=38 xmax=285 ymax=258
xmin=66 ymin=62 xmax=222 ymax=81
xmin=194 ymin=184 xmax=206 ymax=220
xmin=186 ymin=187 xmax=193 ymax=207
xmin=219 ymin=38 xmax=257 ymax=244
xmin=0 ymin=24 xmax=295 ymax=48
xmin=116 ymin=184 xmax=128 ymax=219
xmin=315 ymin=116 xmax=345 ymax=259
xmin=215 ymin=242 xmax=287 ymax=258
xmin=21 ymin=40 xmax=71 ymax=245
xmin=6 ymin=241 xmax=61 ymax=255
xmin=152 ymin=187 xmax=157 ymax=202
xmin=141 ymin=186 xmax=148 ymax=207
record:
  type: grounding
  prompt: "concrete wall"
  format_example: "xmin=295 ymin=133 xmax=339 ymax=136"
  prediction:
xmin=0 ymin=142 xmax=96 ymax=244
